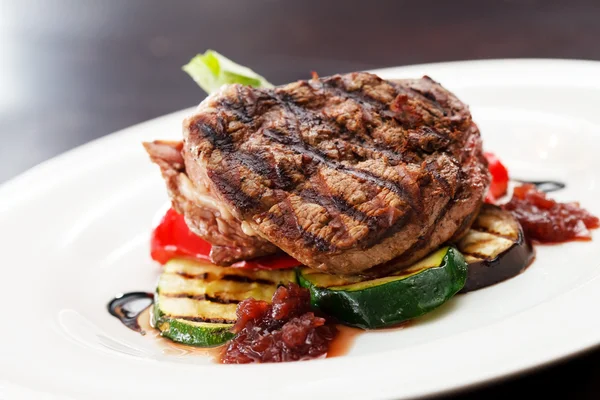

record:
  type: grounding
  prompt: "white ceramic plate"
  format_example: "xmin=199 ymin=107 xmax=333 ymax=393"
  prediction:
xmin=2 ymin=59 xmax=600 ymax=400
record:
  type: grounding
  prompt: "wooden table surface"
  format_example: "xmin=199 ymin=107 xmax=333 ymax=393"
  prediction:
xmin=2 ymin=0 xmax=600 ymax=398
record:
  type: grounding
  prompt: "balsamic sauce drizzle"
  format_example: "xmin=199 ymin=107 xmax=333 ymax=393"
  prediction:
xmin=514 ymin=179 xmax=566 ymax=193
xmin=107 ymin=292 xmax=154 ymax=334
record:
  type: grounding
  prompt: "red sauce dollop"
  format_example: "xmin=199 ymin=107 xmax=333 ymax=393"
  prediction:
xmin=221 ymin=284 xmax=337 ymax=363
xmin=502 ymin=184 xmax=599 ymax=243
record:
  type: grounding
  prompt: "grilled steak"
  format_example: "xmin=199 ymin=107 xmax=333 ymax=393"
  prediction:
xmin=180 ymin=72 xmax=489 ymax=275
xmin=143 ymin=140 xmax=278 ymax=265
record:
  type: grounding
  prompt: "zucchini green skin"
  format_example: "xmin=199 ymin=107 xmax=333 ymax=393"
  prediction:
xmin=152 ymin=302 xmax=234 ymax=347
xmin=298 ymin=247 xmax=468 ymax=329
xmin=153 ymin=258 xmax=297 ymax=347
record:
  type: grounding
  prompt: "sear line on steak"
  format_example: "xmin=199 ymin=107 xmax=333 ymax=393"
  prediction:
xmin=152 ymin=72 xmax=489 ymax=275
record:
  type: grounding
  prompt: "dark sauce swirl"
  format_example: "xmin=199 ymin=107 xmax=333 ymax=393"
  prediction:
xmin=107 ymin=292 xmax=154 ymax=334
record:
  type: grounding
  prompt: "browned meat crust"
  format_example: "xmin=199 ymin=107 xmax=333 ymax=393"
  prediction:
xmin=143 ymin=140 xmax=278 ymax=265
xmin=182 ymin=72 xmax=489 ymax=275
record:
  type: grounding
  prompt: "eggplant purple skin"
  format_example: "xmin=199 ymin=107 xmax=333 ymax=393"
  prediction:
xmin=460 ymin=230 xmax=535 ymax=293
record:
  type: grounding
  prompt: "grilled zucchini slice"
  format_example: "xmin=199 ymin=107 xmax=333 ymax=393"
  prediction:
xmin=297 ymin=246 xmax=467 ymax=329
xmin=457 ymin=204 xmax=534 ymax=293
xmin=153 ymin=258 xmax=296 ymax=347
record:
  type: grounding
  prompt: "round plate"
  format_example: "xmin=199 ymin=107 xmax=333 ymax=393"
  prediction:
xmin=1 ymin=59 xmax=600 ymax=400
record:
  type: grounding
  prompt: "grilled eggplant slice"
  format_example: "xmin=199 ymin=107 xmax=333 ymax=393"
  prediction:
xmin=457 ymin=204 xmax=534 ymax=293
xmin=297 ymin=247 xmax=468 ymax=329
xmin=153 ymin=259 xmax=296 ymax=346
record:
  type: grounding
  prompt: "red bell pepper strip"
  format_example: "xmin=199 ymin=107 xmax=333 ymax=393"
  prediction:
xmin=150 ymin=207 xmax=300 ymax=270
xmin=150 ymin=207 xmax=212 ymax=265
xmin=484 ymin=152 xmax=509 ymax=202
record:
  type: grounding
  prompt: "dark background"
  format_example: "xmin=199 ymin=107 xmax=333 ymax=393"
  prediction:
xmin=2 ymin=0 xmax=600 ymax=397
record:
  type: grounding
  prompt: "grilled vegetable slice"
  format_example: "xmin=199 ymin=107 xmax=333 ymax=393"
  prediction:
xmin=297 ymin=247 xmax=467 ymax=329
xmin=457 ymin=204 xmax=534 ymax=293
xmin=153 ymin=258 xmax=296 ymax=346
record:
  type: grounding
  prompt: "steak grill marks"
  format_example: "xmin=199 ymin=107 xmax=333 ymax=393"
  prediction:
xmin=191 ymin=75 xmax=464 ymax=254
xmin=258 ymin=195 xmax=335 ymax=253
xmin=361 ymin=198 xmax=455 ymax=277
xmin=261 ymin=124 xmax=423 ymax=216
xmin=260 ymin=125 xmax=421 ymax=214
